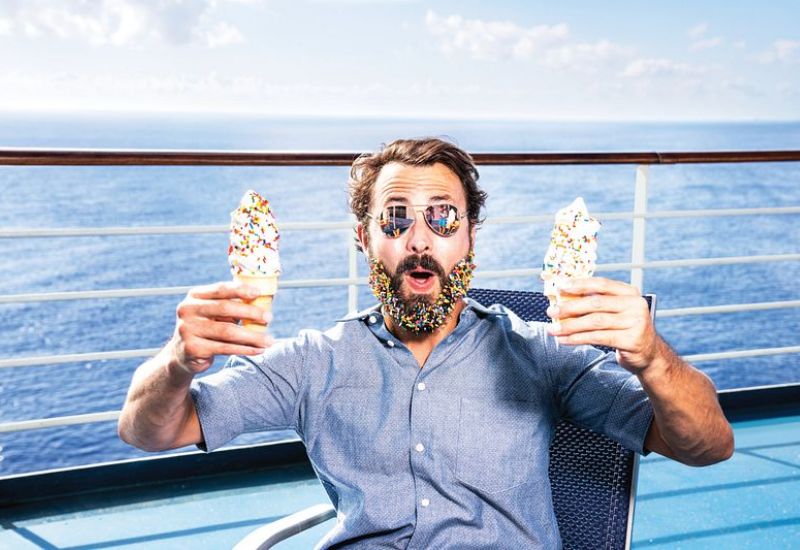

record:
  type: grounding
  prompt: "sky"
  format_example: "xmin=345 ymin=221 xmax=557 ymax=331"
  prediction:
xmin=0 ymin=0 xmax=798 ymax=120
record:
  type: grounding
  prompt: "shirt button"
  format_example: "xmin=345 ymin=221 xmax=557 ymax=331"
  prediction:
xmin=386 ymin=340 xmax=395 ymax=348
xmin=420 ymin=498 xmax=430 ymax=507
xmin=415 ymin=443 xmax=425 ymax=453
xmin=417 ymin=382 xmax=426 ymax=391
xmin=368 ymin=315 xmax=377 ymax=324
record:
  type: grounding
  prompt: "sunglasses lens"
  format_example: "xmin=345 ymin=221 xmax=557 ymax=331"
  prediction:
xmin=379 ymin=206 xmax=414 ymax=237
xmin=376 ymin=204 xmax=461 ymax=238
xmin=426 ymin=204 xmax=461 ymax=236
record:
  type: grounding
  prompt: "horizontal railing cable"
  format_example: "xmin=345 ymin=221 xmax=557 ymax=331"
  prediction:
xmin=3 ymin=254 xmax=799 ymax=304
xmin=657 ymin=300 xmax=800 ymax=317
xmin=2 ymin=345 xmax=798 ymax=432
xmin=0 ymin=220 xmax=353 ymax=238
xmin=635 ymin=206 xmax=800 ymax=219
xmin=476 ymin=254 xmax=800 ymax=277
xmin=685 ymin=346 xmax=800 ymax=363
xmin=485 ymin=206 xmax=800 ymax=226
xmin=1 ymin=148 xmax=799 ymax=166
xmin=1 ymin=337 xmax=291 ymax=370
xmin=0 ymin=348 xmax=161 ymax=369
xmin=2 ymin=299 xmax=799 ymax=370
xmin=2 ymin=207 xmax=799 ymax=239
xmin=0 ymin=277 xmax=367 ymax=304
xmin=0 ymin=411 xmax=120 ymax=433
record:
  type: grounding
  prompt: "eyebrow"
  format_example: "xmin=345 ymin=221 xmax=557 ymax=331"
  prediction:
xmin=429 ymin=194 xmax=455 ymax=203
xmin=384 ymin=195 xmax=410 ymax=204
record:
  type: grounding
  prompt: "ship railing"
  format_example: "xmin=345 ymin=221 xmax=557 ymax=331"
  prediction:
xmin=1 ymin=149 xmax=799 ymax=435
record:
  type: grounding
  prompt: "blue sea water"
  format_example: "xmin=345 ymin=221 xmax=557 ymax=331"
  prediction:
xmin=0 ymin=113 xmax=799 ymax=475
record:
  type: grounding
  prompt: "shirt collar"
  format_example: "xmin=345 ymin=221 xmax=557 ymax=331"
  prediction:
xmin=462 ymin=296 xmax=509 ymax=318
xmin=336 ymin=297 xmax=506 ymax=323
xmin=337 ymin=303 xmax=382 ymax=323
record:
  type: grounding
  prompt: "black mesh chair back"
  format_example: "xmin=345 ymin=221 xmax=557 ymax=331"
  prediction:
xmin=467 ymin=288 xmax=654 ymax=550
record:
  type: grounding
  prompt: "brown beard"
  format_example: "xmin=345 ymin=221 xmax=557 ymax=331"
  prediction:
xmin=367 ymin=251 xmax=476 ymax=333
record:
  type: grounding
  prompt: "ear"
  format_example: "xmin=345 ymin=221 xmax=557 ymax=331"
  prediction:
xmin=356 ymin=222 xmax=370 ymax=255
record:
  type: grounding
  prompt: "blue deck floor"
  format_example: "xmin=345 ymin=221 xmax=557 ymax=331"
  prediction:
xmin=633 ymin=414 xmax=800 ymax=549
xmin=2 ymin=415 xmax=798 ymax=549
xmin=0 ymin=462 xmax=336 ymax=549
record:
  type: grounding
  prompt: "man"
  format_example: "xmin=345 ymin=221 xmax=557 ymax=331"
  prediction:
xmin=119 ymin=137 xmax=733 ymax=548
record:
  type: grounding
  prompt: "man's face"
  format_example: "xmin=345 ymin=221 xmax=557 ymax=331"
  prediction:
xmin=359 ymin=162 xmax=474 ymax=306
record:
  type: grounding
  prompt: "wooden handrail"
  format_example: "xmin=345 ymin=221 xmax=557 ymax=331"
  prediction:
xmin=0 ymin=149 xmax=799 ymax=166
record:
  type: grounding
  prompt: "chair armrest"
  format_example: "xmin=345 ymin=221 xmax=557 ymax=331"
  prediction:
xmin=233 ymin=503 xmax=336 ymax=550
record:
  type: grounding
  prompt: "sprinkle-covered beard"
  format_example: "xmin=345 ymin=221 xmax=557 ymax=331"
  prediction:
xmin=368 ymin=251 xmax=476 ymax=333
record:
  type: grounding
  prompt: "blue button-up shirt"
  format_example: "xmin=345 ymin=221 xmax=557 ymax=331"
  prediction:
xmin=190 ymin=298 xmax=653 ymax=549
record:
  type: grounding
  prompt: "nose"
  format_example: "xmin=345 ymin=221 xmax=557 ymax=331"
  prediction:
xmin=407 ymin=210 xmax=432 ymax=254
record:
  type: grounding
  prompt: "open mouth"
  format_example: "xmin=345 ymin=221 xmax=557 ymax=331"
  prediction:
xmin=409 ymin=268 xmax=434 ymax=281
xmin=405 ymin=268 xmax=436 ymax=291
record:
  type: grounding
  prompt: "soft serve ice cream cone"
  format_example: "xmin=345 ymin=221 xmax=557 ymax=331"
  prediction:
xmin=228 ymin=190 xmax=281 ymax=332
xmin=541 ymin=197 xmax=601 ymax=314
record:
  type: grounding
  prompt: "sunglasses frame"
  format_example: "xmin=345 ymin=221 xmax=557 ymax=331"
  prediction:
xmin=366 ymin=203 xmax=466 ymax=238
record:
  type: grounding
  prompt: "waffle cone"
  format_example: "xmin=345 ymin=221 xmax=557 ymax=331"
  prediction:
xmin=545 ymin=291 xmax=580 ymax=330
xmin=545 ymin=287 xmax=580 ymax=306
xmin=233 ymin=273 xmax=279 ymax=332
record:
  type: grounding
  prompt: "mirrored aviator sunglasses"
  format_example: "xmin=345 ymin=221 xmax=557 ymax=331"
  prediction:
xmin=371 ymin=204 xmax=465 ymax=238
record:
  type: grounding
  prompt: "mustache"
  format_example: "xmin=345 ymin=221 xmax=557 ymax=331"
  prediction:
xmin=395 ymin=254 xmax=446 ymax=278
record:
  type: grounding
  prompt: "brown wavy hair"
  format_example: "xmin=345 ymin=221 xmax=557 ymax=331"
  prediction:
xmin=349 ymin=137 xmax=487 ymax=252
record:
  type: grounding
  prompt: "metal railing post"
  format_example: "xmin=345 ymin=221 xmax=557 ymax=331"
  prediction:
xmin=348 ymin=217 xmax=359 ymax=313
xmin=630 ymin=164 xmax=649 ymax=291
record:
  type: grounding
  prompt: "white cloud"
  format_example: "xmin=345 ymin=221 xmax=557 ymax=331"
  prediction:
xmin=199 ymin=22 xmax=244 ymax=48
xmin=622 ymin=58 xmax=706 ymax=78
xmin=424 ymin=10 xmax=631 ymax=73
xmin=0 ymin=69 xmax=490 ymax=116
xmin=0 ymin=70 xmax=373 ymax=100
xmin=0 ymin=67 xmax=795 ymax=120
xmin=687 ymin=23 xmax=708 ymax=39
xmin=0 ymin=0 xmax=146 ymax=45
xmin=544 ymin=40 xmax=632 ymax=72
xmin=425 ymin=10 xmax=568 ymax=61
xmin=691 ymin=37 xmax=723 ymax=51
xmin=686 ymin=23 xmax=722 ymax=51
xmin=0 ymin=0 xmax=245 ymax=48
xmin=758 ymin=39 xmax=800 ymax=63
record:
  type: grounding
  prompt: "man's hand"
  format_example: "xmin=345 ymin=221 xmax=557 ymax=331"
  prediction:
xmin=546 ymin=277 xmax=659 ymax=374
xmin=172 ymin=282 xmax=274 ymax=375
xmin=119 ymin=281 xmax=274 ymax=452
xmin=547 ymin=276 xmax=734 ymax=465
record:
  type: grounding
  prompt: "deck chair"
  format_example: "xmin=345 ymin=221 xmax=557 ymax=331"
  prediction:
xmin=235 ymin=288 xmax=656 ymax=550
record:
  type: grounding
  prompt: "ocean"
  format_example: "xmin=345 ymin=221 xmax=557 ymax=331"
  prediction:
xmin=1 ymin=114 xmax=799 ymax=475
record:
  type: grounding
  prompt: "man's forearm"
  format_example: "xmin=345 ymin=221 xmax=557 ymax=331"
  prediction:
xmin=638 ymin=337 xmax=734 ymax=465
xmin=118 ymin=340 xmax=199 ymax=452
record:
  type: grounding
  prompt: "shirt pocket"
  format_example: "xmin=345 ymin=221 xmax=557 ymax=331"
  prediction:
xmin=456 ymin=397 xmax=537 ymax=494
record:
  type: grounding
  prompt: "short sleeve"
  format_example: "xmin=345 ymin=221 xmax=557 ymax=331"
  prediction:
xmin=529 ymin=322 xmax=654 ymax=454
xmin=189 ymin=333 xmax=315 ymax=451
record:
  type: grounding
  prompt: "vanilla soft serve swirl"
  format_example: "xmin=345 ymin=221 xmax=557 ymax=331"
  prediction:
xmin=228 ymin=190 xmax=281 ymax=277
xmin=541 ymin=197 xmax=600 ymax=299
